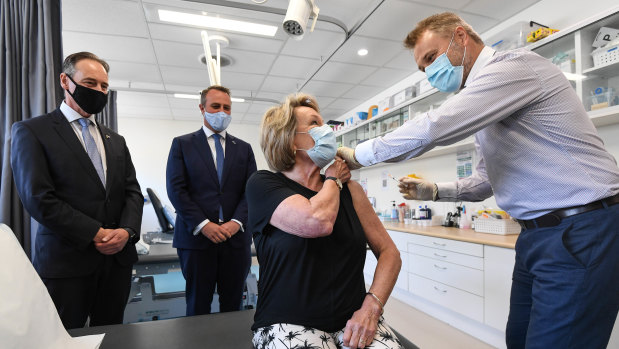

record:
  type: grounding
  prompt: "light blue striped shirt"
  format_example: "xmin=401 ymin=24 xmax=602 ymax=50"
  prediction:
xmin=355 ymin=47 xmax=619 ymax=219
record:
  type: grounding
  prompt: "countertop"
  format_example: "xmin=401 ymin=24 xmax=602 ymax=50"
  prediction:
xmin=382 ymin=222 xmax=519 ymax=249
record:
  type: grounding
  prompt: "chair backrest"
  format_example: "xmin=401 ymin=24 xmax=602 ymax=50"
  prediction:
xmin=147 ymin=188 xmax=174 ymax=233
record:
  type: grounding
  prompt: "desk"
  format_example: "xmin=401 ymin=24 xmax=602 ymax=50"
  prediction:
xmin=70 ymin=309 xmax=419 ymax=349
xmin=70 ymin=310 xmax=255 ymax=349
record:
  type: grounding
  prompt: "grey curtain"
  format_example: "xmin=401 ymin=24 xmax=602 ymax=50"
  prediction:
xmin=0 ymin=0 xmax=63 ymax=256
xmin=95 ymin=90 xmax=118 ymax=132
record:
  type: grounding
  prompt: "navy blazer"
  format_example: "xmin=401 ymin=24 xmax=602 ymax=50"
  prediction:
xmin=11 ymin=108 xmax=144 ymax=278
xmin=166 ymin=129 xmax=257 ymax=250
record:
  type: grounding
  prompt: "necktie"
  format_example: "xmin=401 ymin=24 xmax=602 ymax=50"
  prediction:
xmin=212 ymin=133 xmax=224 ymax=221
xmin=77 ymin=118 xmax=105 ymax=185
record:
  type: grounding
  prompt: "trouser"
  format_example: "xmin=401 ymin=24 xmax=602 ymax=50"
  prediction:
xmin=506 ymin=203 xmax=619 ymax=348
xmin=42 ymin=255 xmax=132 ymax=329
xmin=178 ymin=241 xmax=251 ymax=316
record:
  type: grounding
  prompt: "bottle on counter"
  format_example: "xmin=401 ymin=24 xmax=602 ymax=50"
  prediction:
xmin=460 ymin=205 xmax=471 ymax=229
xmin=391 ymin=201 xmax=399 ymax=221
xmin=418 ymin=205 xmax=427 ymax=219
xmin=425 ymin=205 xmax=432 ymax=219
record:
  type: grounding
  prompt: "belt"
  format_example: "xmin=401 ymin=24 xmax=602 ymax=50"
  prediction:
xmin=517 ymin=193 xmax=619 ymax=230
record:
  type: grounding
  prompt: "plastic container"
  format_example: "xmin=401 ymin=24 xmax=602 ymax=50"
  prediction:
xmin=474 ymin=218 xmax=521 ymax=235
xmin=356 ymin=111 xmax=368 ymax=122
xmin=591 ymin=42 xmax=619 ymax=67
xmin=587 ymin=90 xmax=618 ymax=111
xmin=486 ymin=21 xmax=537 ymax=52
xmin=368 ymin=105 xmax=378 ymax=118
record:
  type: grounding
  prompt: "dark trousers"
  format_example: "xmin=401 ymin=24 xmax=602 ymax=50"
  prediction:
xmin=506 ymin=203 xmax=619 ymax=349
xmin=178 ymin=241 xmax=251 ymax=316
xmin=42 ymin=255 xmax=132 ymax=329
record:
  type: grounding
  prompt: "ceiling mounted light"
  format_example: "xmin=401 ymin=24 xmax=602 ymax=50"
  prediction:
xmin=173 ymin=93 xmax=200 ymax=99
xmin=172 ymin=94 xmax=245 ymax=103
xmin=283 ymin=0 xmax=320 ymax=41
xmin=357 ymin=48 xmax=368 ymax=56
xmin=158 ymin=9 xmax=277 ymax=37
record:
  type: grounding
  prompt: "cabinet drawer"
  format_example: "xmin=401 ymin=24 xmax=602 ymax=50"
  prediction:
xmin=387 ymin=230 xmax=411 ymax=252
xmin=409 ymin=254 xmax=483 ymax=296
xmin=408 ymin=273 xmax=483 ymax=323
xmin=408 ymin=243 xmax=483 ymax=270
xmin=407 ymin=234 xmax=483 ymax=257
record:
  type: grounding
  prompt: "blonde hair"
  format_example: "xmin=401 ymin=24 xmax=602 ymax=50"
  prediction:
xmin=260 ymin=93 xmax=320 ymax=172
xmin=404 ymin=12 xmax=483 ymax=49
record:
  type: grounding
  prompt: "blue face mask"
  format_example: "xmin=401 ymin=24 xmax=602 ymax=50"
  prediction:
xmin=204 ymin=111 xmax=232 ymax=131
xmin=425 ymin=32 xmax=466 ymax=93
xmin=297 ymin=124 xmax=337 ymax=169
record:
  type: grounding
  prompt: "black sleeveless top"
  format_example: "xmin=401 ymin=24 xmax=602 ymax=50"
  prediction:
xmin=246 ymin=171 xmax=367 ymax=332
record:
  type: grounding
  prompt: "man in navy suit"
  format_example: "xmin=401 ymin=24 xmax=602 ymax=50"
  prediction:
xmin=11 ymin=52 xmax=143 ymax=329
xmin=166 ymin=85 xmax=257 ymax=316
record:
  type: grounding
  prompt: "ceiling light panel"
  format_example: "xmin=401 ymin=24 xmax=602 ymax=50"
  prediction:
xmin=158 ymin=9 xmax=278 ymax=36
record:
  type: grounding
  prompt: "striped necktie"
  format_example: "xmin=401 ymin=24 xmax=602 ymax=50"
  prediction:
xmin=77 ymin=118 xmax=105 ymax=185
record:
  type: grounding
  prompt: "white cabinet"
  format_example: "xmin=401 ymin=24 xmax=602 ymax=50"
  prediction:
xmin=364 ymin=230 xmax=516 ymax=348
xmin=483 ymin=246 xmax=516 ymax=331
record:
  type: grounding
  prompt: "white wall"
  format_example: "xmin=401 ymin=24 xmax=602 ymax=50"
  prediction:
xmin=118 ymin=117 xmax=267 ymax=234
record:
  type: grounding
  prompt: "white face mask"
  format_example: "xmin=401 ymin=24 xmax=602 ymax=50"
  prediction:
xmin=296 ymin=124 xmax=337 ymax=168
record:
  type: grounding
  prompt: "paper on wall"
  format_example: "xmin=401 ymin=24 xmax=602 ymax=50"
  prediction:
xmin=0 ymin=223 xmax=104 ymax=349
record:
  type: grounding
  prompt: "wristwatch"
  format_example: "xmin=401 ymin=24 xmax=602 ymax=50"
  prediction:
xmin=325 ymin=176 xmax=343 ymax=191
xmin=125 ymin=228 xmax=137 ymax=243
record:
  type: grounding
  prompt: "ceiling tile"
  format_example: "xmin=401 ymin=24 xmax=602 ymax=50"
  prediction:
xmin=330 ymin=36 xmax=404 ymax=67
xmin=327 ymin=98 xmax=365 ymax=110
xmin=302 ymin=80 xmax=355 ymax=98
xmin=385 ymin=50 xmax=418 ymax=71
xmin=105 ymin=61 xmax=162 ymax=84
xmin=261 ymin=76 xmax=305 ymax=93
xmin=462 ymin=0 xmax=540 ymax=22
xmin=361 ymin=67 xmax=411 ymax=88
xmin=312 ymin=62 xmax=377 ymax=85
xmin=62 ymin=0 xmax=149 ymax=37
xmin=399 ymin=0 xmax=472 ymax=10
xmin=270 ymin=56 xmax=321 ymax=79
xmin=280 ymin=29 xmax=345 ymax=60
xmin=354 ymin=1 xmax=440 ymax=42
xmin=62 ymin=32 xmax=156 ymax=64
xmin=146 ymin=23 xmax=284 ymax=53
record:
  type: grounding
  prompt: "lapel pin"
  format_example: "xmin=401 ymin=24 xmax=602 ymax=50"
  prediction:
xmin=105 ymin=134 xmax=110 ymax=139
xmin=232 ymin=140 xmax=236 ymax=144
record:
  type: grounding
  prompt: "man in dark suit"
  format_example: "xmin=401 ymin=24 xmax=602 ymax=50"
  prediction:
xmin=11 ymin=52 xmax=143 ymax=329
xmin=166 ymin=85 xmax=257 ymax=316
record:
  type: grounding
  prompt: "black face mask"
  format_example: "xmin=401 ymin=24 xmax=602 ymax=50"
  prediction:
xmin=65 ymin=74 xmax=108 ymax=114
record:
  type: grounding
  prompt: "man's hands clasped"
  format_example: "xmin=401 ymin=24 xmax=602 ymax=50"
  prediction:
xmin=93 ymin=228 xmax=130 ymax=255
xmin=201 ymin=221 xmax=240 ymax=244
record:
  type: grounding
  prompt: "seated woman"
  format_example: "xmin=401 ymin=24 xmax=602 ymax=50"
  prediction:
xmin=247 ymin=93 xmax=403 ymax=349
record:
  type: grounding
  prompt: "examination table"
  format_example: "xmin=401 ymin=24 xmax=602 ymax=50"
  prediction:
xmin=69 ymin=309 xmax=419 ymax=349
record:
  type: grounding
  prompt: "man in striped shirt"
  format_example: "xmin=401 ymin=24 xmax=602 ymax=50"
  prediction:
xmin=338 ymin=12 xmax=619 ymax=349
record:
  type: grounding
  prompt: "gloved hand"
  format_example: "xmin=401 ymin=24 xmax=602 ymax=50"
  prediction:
xmin=336 ymin=147 xmax=363 ymax=170
xmin=398 ymin=177 xmax=437 ymax=201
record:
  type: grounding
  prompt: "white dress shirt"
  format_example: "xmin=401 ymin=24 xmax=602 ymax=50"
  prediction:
xmin=355 ymin=47 xmax=619 ymax=219
xmin=193 ymin=126 xmax=244 ymax=235
xmin=60 ymin=101 xmax=107 ymax=182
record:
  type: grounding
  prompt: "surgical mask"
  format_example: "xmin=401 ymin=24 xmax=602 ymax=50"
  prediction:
xmin=204 ymin=111 xmax=232 ymax=131
xmin=425 ymin=32 xmax=467 ymax=93
xmin=296 ymin=124 xmax=337 ymax=169
xmin=65 ymin=74 xmax=108 ymax=114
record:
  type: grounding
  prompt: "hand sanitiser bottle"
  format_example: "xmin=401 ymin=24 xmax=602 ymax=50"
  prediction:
xmin=391 ymin=201 xmax=399 ymax=220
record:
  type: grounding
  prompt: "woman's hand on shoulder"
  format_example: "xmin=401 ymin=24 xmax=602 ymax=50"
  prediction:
xmin=325 ymin=156 xmax=350 ymax=184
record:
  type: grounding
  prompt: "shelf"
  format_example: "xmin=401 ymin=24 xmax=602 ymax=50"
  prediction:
xmin=334 ymin=88 xmax=440 ymax=137
xmin=589 ymin=104 xmax=619 ymax=127
xmin=583 ymin=60 xmax=619 ymax=77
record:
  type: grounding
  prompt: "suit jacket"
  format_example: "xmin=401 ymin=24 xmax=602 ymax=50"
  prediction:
xmin=10 ymin=108 xmax=143 ymax=278
xmin=166 ymin=129 xmax=257 ymax=250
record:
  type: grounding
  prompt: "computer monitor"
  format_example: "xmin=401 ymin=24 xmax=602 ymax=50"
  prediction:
xmin=147 ymin=188 xmax=174 ymax=234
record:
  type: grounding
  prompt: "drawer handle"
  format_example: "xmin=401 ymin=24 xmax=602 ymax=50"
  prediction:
xmin=433 ymin=253 xmax=447 ymax=258
xmin=432 ymin=242 xmax=446 ymax=247
xmin=433 ymin=286 xmax=447 ymax=293
xmin=433 ymin=264 xmax=447 ymax=270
